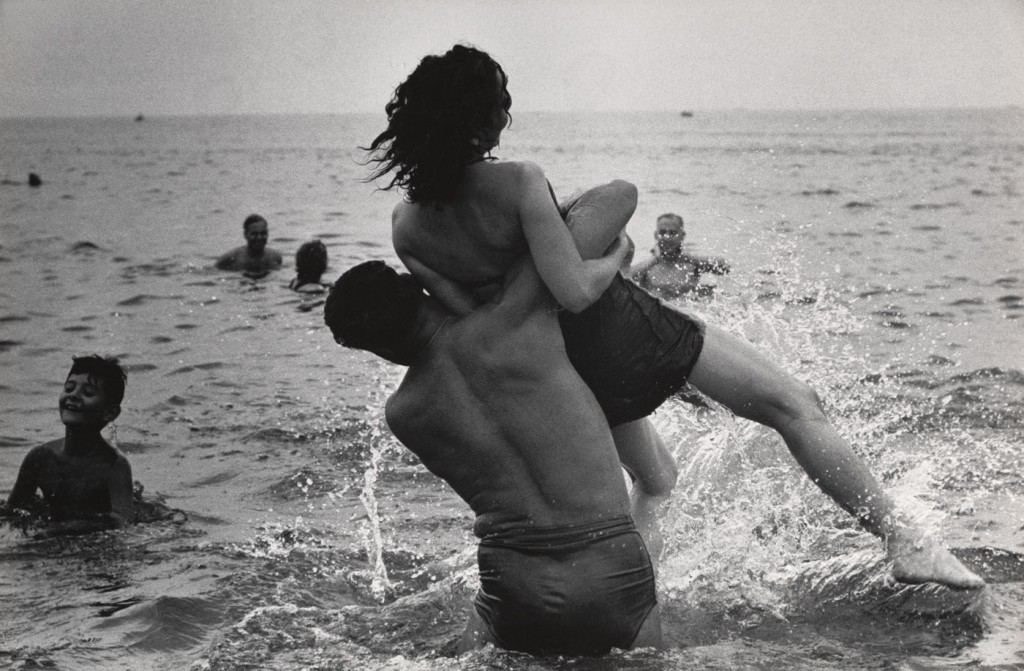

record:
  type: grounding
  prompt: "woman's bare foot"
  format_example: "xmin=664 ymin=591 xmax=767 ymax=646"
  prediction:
xmin=887 ymin=526 xmax=985 ymax=589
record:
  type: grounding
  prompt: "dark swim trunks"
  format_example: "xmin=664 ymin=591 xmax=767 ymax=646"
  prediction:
xmin=560 ymin=274 xmax=706 ymax=427
xmin=473 ymin=516 xmax=656 ymax=656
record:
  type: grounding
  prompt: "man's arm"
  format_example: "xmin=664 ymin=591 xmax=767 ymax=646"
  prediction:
xmin=688 ymin=254 xmax=730 ymax=275
xmin=215 ymin=249 xmax=238 ymax=270
xmin=559 ymin=179 xmax=638 ymax=259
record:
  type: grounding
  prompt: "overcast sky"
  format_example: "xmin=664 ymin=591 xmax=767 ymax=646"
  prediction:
xmin=2 ymin=0 xmax=1023 ymax=117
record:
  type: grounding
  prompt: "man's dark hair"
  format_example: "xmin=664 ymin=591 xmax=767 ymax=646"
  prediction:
xmin=323 ymin=261 xmax=424 ymax=366
xmin=364 ymin=44 xmax=512 ymax=206
xmin=68 ymin=355 xmax=127 ymax=407
xmin=657 ymin=212 xmax=684 ymax=227
xmin=243 ymin=214 xmax=267 ymax=231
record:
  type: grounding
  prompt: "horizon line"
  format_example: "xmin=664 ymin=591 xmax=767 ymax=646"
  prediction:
xmin=2 ymin=104 xmax=1022 ymax=122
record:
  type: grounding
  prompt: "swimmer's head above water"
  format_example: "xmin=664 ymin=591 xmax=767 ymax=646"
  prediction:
xmin=242 ymin=214 xmax=269 ymax=254
xmin=324 ymin=261 xmax=426 ymax=366
xmin=364 ymin=43 xmax=512 ymax=206
xmin=654 ymin=213 xmax=685 ymax=258
xmin=60 ymin=355 xmax=127 ymax=429
xmin=294 ymin=240 xmax=328 ymax=284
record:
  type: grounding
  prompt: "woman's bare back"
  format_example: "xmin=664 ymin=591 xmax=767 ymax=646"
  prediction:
xmin=393 ymin=160 xmax=628 ymax=315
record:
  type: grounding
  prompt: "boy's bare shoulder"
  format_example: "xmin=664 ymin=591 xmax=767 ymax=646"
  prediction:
xmin=27 ymin=439 xmax=63 ymax=458
xmin=16 ymin=440 xmax=64 ymax=472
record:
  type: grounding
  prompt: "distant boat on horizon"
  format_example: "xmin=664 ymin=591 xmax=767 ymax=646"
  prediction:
xmin=679 ymin=111 xmax=694 ymax=118
xmin=135 ymin=113 xmax=145 ymax=122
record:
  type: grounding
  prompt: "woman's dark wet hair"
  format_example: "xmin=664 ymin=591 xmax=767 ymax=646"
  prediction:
xmin=364 ymin=44 xmax=512 ymax=206
xmin=295 ymin=240 xmax=328 ymax=282
xmin=68 ymin=355 xmax=127 ymax=407
xmin=323 ymin=261 xmax=425 ymax=366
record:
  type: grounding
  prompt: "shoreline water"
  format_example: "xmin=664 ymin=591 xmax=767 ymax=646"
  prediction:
xmin=1 ymin=109 xmax=1021 ymax=669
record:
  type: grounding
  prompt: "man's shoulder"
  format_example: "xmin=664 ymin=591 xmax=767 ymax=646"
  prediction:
xmin=216 ymin=247 xmax=245 ymax=268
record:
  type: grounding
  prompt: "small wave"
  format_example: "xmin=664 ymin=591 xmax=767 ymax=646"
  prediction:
xmin=0 ymin=339 xmax=23 ymax=352
xmin=910 ymin=202 xmax=960 ymax=210
xmin=117 ymin=595 xmax=226 ymax=651
xmin=68 ymin=241 xmax=102 ymax=253
xmin=117 ymin=293 xmax=184 ymax=306
xmin=844 ymin=201 xmax=875 ymax=209
xmin=122 ymin=363 xmax=158 ymax=372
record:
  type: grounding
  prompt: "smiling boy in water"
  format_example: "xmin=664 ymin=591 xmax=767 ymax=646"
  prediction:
xmin=3 ymin=355 xmax=134 ymax=534
xmin=215 ymin=213 xmax=284 ymax=278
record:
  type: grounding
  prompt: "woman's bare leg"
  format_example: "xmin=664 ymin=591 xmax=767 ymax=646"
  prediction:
xmin=612 ymin=418 xmax=678 ymax=565
xmin=687 ymin=324 xmax=983 ymax=588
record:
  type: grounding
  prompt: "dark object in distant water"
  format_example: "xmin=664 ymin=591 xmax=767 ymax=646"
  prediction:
xmin=28 ymin=173 xmax=42 ymax=187
xmin=135 ymin=113 xmax=145 ymax=122
xmin=69 ymin=241 xmax=102 ymax=253
xmin=679 ymin=111 xmax=694 ymax=118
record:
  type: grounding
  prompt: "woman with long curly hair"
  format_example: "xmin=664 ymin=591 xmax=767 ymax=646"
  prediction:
xmin=367 ymin=44 xmax=628 ymax=315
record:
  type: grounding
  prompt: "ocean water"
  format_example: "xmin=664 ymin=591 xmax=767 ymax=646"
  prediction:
xmin=0 ymin=109 xmax=1022 ymax=670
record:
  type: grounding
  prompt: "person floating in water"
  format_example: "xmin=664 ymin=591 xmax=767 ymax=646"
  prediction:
xmin=630 ymin=212 xmax=730 ymax=298
xmin=288 ymin=240 xmax=330 ymax=294
xmin=215 ymin=213 xmax=283 ymax=278
xmin=2 ymin=355 xmax=134 ymax=535
xmin=325 ymin=259 xmax=664 ymax=656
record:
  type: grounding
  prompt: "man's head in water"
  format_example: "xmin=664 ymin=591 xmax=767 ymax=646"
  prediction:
xmin=324 ymin=261 xmax=426 ymax=366
xmin=295 ymin=240 xmax=328 ymax=284
xmin=243 ymin=214 xmax=269 ymax=255
xmin=60 ymin=355 xmax=126 ymax=429
xmin=654 ymin=213 xmax=685 ymax=258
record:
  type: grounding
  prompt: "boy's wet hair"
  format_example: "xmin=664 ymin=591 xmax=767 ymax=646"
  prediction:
xmin=68 ymin=355 xmax=127 ymax=407
xmin=295 ymin=240 xmax=328 ymax=281
xmin=323 ymin=261 xmax=423 ymax=366
xmin=243 ymin=213 xmax=267 ymax=231
xmin=364 ymin=43 xmax=511 ymax=206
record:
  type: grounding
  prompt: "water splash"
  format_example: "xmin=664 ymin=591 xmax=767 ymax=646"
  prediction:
xmin=359 ymin=418 xmax=395 ymax=602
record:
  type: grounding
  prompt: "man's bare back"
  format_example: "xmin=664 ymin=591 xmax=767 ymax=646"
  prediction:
xmin=385 ymin=259 xmax=632 ymax=535
xmin=325 ymin=259 xmax=663 ymax=655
